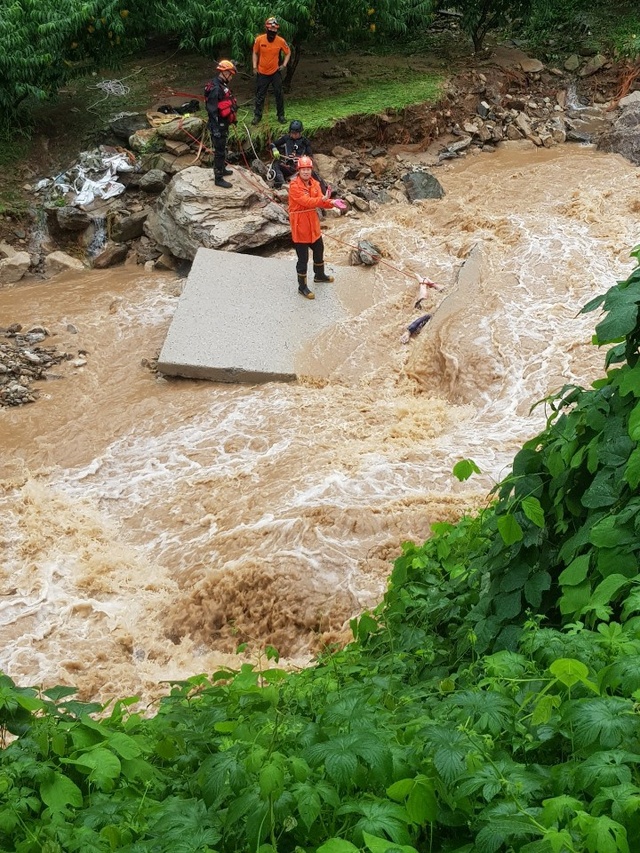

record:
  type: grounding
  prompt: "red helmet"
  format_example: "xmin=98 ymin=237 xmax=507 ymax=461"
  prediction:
xmin=297 ymin=156 xmax=313 ymax=170
xmin=216 ymin=59 xmax=236 ymax=74
xmin=265 ymin=16 xmax=279 ymax=31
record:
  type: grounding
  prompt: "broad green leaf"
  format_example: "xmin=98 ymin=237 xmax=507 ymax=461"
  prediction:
xmin=630 ymin=401 xmax=640 ymax=441
xmin=453 ymin=459 xmax=481 ymax=481
xmin=386 ymin=779 xmax=414 ymax=801
xmin=524 ymin=571 xmax=551 ymax=608
xmin=540 ymin=795 xmax=584 ymax=826
xmin=522 ymin=496 xmax=545 ymax=528
xmin=43 ymin=686 xmax=78 ymax=702
xmin=352 ymin=613 xmax=379 ymax=642
xmin=587 ymin=574 xmax=630 ymax=609
xmin=589 ymin=516 xmax=637 ymax=549
xmin=363 ymin=831 xmax=419 ymax=853
xmin=295 ymin=784 xmax=321 ymax=828
xmin=618 ymin=364 xmax=640 ymax=397
xmin=549 ymin=658 xmax=589 ymax=688
xmin=289 ymin=756 xmax=310 ymax=783
xmin=497 ymin=513 xmax=523 ymax=546
xmin=259 ymin=763 xmax=284 ymax=800
xmin=579 ymin=813 xmax=630 ymax=853
xmin=324 ymin=749 xmax=358 ymax=786
xmin=40 ymin=773 xmax=83 ymax=812
xmin=581 ymin=470 xmax=620 ymax=509
xmin=407 ymin=777 xmax=437 ymax=824
xmin=595 ymin=301 xmax=637 ymax=344
xmin=559 ymin=580 xmax=592 ymax=616
xmin=559 ymin=554 xmax=590 ymax=586
xmin=624 ymin=447 xmax=640 ymax=488
xmin=107 ymin=732 xmax=142 ymax=760
xmin=67 ymin=748 xmax=121 ymax=789
xmin=531 ymin=694 xmax=561 ymax=726
xmin=597 ymin=548 xmax=638 ymax=579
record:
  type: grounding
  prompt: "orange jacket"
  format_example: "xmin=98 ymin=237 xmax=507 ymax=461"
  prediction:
xmin=253 ymin=34 xmax=290 ymax=75
xmin=288 ymin=175 xmax=334 ymax=244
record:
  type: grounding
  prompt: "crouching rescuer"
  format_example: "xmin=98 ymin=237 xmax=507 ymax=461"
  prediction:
xmin=288 ymin=156 xmax=344 ymax=300
xmin=205 ymin=60 xmax=238 ymax=188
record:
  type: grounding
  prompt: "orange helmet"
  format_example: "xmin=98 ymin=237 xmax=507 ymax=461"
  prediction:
xmin=265 ymin=16 xmax=279 ymax=31
xmin=216 ymin=59 xmax=236 ymax=74
xmin=297 ymin=156 xmax=313 ymax=170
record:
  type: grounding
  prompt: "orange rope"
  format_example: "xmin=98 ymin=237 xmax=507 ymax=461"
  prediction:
xmin=608 ymin=60 xmax=640 ymax=110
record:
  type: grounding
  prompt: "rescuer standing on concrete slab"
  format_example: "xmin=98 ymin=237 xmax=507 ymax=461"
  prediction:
xmin=252 ymin=17 xmax=291 ymax=126
xmin=205 ymin=59 xmax=238 ymax=188
xmin=288 ymin=156 xmax=346 ymax=300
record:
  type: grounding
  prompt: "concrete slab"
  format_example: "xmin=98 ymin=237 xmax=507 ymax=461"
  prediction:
xmin=157 ymin=247 xmax=350 ymax=383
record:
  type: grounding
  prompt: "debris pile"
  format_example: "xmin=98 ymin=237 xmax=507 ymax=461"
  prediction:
xmin=0 ymin=324 xmax=74 ymax=406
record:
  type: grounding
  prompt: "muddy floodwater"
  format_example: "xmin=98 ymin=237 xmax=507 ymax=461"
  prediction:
xmin=1 ymin=145 xmax=637 ymax=703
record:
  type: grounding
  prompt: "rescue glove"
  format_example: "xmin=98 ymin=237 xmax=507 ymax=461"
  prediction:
xmin=272 ymin=148 xmax=280 ymax=159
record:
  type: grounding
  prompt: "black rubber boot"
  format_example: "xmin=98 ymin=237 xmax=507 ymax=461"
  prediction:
xmin=215 ymin=176 xmax=232 ymax=188
xmin=297 ymin=273 xmax=315 ymax=300
xmin=222 ymin=167 xmax=233 ymax=176
xmin=313 ymin=263 xmax=334 ymax=283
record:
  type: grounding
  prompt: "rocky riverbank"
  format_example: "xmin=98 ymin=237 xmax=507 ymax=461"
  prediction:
xmin=1 ymin=47 xmax=637 ymax=289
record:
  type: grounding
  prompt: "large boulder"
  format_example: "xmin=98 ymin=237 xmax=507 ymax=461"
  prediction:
xmin=55 ymin=207 xmax=92 ymax=231
xmin=155 ymin=116 xmax=205 ymax=142
xmin=44 ymin=251 xmax=85 ymax=276
xmin=110 ymin=113 xmax=150 ymax=141
xmin=110 ymin=210 xmax=150 ymax=243
xmin=0 ymin=251 xmax=31 ymax=285
xmin=313 ymin=153 xmax=349 ymax=188
xmin=145 ymin=166 xmax=290 ymax=260
xmin=402 ymin=170 xmax=445 ymax=201
xmin=598 ymin=103 xmax=640 ymax=165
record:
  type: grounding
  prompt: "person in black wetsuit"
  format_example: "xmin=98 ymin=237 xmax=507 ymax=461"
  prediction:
xmin=270 ymin=120 xmax=327 ymax=192
xmin=205 ymin=60 xmax=238 ymax=188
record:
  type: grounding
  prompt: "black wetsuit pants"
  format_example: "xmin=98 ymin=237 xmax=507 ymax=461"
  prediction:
xmin=209 ymin=122 xmax=229 ymax=177
xmin=254 ymin=71 xmax=284 ymax=121
xmin=294 ymin=237 xmax=324 ymax=275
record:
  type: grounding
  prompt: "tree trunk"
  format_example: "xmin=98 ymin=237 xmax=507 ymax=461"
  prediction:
xmin=284 ymin=40 xmax=302 ymax=93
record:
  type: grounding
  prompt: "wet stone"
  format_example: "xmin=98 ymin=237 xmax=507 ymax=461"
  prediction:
xmin=402 ymin=170 xmax=445 ymax=201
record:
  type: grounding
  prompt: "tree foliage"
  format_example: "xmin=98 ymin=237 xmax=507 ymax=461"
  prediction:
xmin=1 ymin=0 xmax=639 ymax=128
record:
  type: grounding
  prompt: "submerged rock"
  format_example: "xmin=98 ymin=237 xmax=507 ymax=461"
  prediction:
xmin=402 ymin=170 xmax=445 ymax=201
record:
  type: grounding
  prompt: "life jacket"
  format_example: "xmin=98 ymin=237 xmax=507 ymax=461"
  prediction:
xmin=204 ymin=79 xmax=237 ymax=124
xmin=217 ymin=95 xmax=237 ymax=123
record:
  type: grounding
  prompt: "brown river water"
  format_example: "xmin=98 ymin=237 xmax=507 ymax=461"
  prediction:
xmin=1 ymin=145 xmax=638 ymax=703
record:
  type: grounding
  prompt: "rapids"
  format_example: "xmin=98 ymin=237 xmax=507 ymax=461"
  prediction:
xmin=0 ymin=144 xmax=637 ymax=703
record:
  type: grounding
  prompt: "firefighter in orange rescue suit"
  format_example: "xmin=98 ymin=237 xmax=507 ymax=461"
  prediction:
xmin=288 ymin=156 xmax=345 ymax=300
xmin=252 ymin=17 xmax=291 ymax=125
xmin=205 ymin=59 xmax=238 ymax=188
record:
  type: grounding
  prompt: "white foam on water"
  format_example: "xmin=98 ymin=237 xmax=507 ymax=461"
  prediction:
xmin=1 ymin=145 xmax=638 ymax=699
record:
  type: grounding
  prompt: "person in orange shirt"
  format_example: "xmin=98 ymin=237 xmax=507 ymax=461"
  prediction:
xmin=251 ymin=17 xmax=291 ymax=125
xmin=288 ymin=156 xmax=346 ymax=299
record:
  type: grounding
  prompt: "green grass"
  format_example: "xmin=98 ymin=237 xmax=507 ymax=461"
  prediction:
xmin=601 ymin=7 xmax=640 ymax=57
xmin=232 ymin=72 xmax=443 ymax=146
